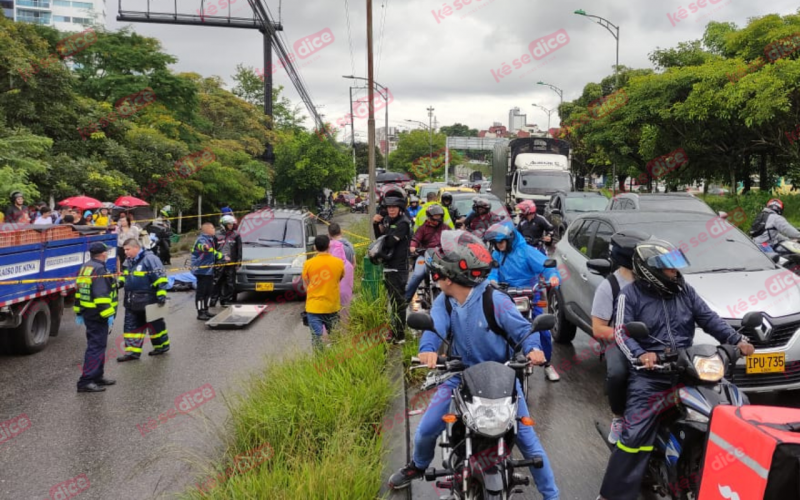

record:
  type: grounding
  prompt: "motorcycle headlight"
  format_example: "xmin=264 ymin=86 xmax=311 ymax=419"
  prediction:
xmin=463 ymin=397 xmax=516 ymax=437
xmin=513 ymin=297 xmax=531 ymax=313
xmin=291 ymin=255 xmax=306 ymax=268
xmin=693 ymin=354 xmax=725 ymax=382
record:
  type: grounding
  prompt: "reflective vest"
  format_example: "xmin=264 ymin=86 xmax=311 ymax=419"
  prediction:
xmin=74 ymin=259 xmax=118 ymax=320
xmin=118 ymin=249 xmax=168 ymax=298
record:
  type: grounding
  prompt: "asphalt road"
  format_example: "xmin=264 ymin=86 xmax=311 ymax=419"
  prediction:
xmin=0 ymin=245 xmax=320 ymax=499
xmin=407 ymin=330 xmax=800 ymax=500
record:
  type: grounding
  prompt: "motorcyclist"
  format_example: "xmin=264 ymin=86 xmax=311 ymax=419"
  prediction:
xmin=413 ymin=192 xmax=455 ymax=232
xmin=406 ymin=195 xmax=422 ymax=219
xmin=210 ymin=215 xmax=242 ymax=307
xmin=752 ymin=198 xmax=800 ymax=250
xmin=440 ymin=192 xmax=461 ymax=224
xmin=146 ymin=209 xmax=173 ymax=265
xmin=516 ymin=200 xmax=554 ymax=253
xmin=484 ymin=221 xmax=562 ymax=381
xmin=463 ymin=196 xmax=506 ymax=239
xmin=4 ymin=191 xmax=28 ymax=225
xmin=388 ymin=231 xmax=559 ymax=500
xmin=597 ymin=239 xmax=755 ymax=500
xmin=404 ymin=204 xmax=449 ymax=302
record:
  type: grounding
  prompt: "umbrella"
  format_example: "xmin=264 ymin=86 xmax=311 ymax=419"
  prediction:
xmin=114 ymin=196 xmax=149 ymax=207
xmin=58 ymin=196 xmax=102 ymax=210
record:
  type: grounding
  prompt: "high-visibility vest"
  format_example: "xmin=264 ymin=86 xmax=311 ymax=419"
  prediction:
xmin=699 ymin=405 xmax=800 ymax=500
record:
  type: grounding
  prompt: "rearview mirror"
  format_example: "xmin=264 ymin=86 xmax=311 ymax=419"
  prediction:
xmin=624 ymin=322 xmax=649 ymax=340
xmin=543 ymin=258 xmax=557 ymax=269
xmin=531 ymin=314 xmax=556 ymax=332
xmin=408 ymin=313 xmax=435 ymax=332
xmin=587 ymin=258 xmax=613 ymax=276
xmin=741 ymin=311 xmax=763 ymax=329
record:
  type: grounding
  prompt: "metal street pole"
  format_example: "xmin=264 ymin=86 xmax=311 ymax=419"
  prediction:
xmin=366 ymin=0 xmax=376 ymax=227
xmin=427 ymin=106 xmax=434 ymax=177
xmin=343 ymin=76 xmax=390 ymax=172
xmin=532 ymin=104 xmax=554 ymax=131
xmin=537 ymin=81 xmax=563 ymax=125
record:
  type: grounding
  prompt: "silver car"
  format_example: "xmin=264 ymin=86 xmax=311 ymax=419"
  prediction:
xmin=549 ymin=210 xmax=800 ymax=393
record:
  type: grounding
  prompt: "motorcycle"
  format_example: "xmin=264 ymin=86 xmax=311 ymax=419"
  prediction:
xmin=351 ymin=200 xmax=368 ymax=214
xmin=407 ymin=312 xmax=555 ymax=500
xmin=316 ymin=203 xmax=334 ymax=223
xmin=594 ymin=311 xmax=762 ymax=500
xmin=144 ymin=220 xmax=172 ymax=265
xmin=410 ymin=248 xmax=441 ymax=311
xmin=759 ymin=239 xmax=800 ymax=274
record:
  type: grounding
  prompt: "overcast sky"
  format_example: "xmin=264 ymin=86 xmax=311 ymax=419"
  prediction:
xmin=109 ymin=0 xmax=799 ymax=138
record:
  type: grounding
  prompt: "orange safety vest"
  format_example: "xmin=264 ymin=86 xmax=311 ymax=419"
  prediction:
xmin=698 ymin=405 xmax=800 ymax=500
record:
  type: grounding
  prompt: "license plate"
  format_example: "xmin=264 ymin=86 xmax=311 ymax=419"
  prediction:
xmin=255 ymin=282 xmax=274 ymax=292
xmin=746 ymin=352 xmax=785 ymax=374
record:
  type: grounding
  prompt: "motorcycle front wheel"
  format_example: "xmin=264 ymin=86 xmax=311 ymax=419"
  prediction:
xmin=675 ymin=442 xmax=702 ymax=500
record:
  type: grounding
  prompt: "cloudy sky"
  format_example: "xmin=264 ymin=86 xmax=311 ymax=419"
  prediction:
xmin=109 ymin=0 xmax=798 ymax=138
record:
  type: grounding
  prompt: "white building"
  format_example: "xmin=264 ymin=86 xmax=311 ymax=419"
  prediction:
xmin=508 ymin=107 xmax=526 ymax=133
xmin=9 ymin=0 xmax=104 ymax=32
xmin=377 ymin=126 xmax=399 ymax=156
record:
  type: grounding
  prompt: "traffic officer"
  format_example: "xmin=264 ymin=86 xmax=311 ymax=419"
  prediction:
xmin=117 ymin=238 xmax=171 ymax=361
xmin=75 ymin=242 xmax=118 ymax=393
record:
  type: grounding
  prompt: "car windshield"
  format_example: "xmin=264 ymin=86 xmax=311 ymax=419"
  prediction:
xmin=240 ymin=218 xmax=304 ymax=248
xmin=630 ymin=221 xmax=776 ymax=274
xmin=419 ymin=184 xmax=446 ymax=199
xmin=519 ymin=171 xmax=571 ymax=192
xmin=564 ymin=196 xmax=608 ymax=212
xmin=453 ymin=196 xmax=506 ymax=217
xmin=638 ymin=197 xmax=714 ymax=214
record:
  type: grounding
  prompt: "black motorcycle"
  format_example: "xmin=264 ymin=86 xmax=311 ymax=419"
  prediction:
xmin=316 ymin=203 xmax=334 ymax=223
xmin=351 ymin=199 xmax=368 ymax=214
xmin=145 ymin=221 xmax=172 ymax=265
xmin=408 ymin=312 xmax=555 ymax=499
xmin=410 ymin=248 xmax=441 ymax=311
xmin=595 ymin=312 xmax=761 ymax=500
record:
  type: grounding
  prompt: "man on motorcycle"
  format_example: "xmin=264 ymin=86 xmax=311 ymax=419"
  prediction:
xmin=752 ymin=198 xmax=800 ymax=250
xmin=404 ymin=204 xmax=449 ymax=302
xmin=388 ymin=231 xmax=559 ymax=500
xmin=406 ymin=195 xmax=422 ymax=219
xmin=484 ymin=221 xmax=562 ymax=381
xmin=597 ymin=239 xmax=755 ymax=500
xmin=516 ymin=200 xmax=554 ymax=252
xmin=413 ymin=192 xmax=455 ymax=231
xmin=440 ymin=192 xmax=461 ymax=224
xmin=463 ymin=196 xmax=506 ymax=239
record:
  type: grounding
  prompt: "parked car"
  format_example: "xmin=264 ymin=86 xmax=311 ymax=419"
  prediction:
xmin=449 ymin=192 xmax=510 ymax=221
xmin=336 ymin=193 xmax=360 ymax=208
xmin=549 ymin=210 xmax=800 ymax=393
xmin=606 ymin=192 xmax=719 ymax=216
xmin=417 ymin=182 xmax=447 ymax=200
xmin=235 ymin=209 xmax=317 ymax=294
xmin=543 ymin=191 xmax=608 ymax=239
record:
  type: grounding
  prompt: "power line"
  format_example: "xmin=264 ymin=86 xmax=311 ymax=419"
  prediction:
xmin=343 ymin=0 xmax=356 ymax=77
xmin=376 ymin=0 xmax=389 ymax=79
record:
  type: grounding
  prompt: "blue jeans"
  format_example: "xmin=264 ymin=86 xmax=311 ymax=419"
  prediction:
xmin=533 ymin=291 xmax=553 ymax=364
xmin=412 ymin=375 xmax=560 ymax=500
xmin=307 ymin=312 xmax=339 ymax=352
xmin=404 ymin=258 xmax=427 ymax=301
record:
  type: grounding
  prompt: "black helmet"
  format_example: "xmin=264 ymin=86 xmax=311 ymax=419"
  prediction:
xmin=610 ymin=230 xmax=650 ymax=269
xmin=380 ymin=184 xmax=407 ymax=209
xmin=483 ymin=221 xmax=515 ymax=252
xmin=632 ymin=239 xmax=690 ymax=297
xmin=425 ymin=204 xmax=445 ymax=221
xmin=426 ymin=231 xmax=495 ymax=287
xmin=441 ymin=192 xmax=453 ymax=204
xmin=473 ymin=196 xmax=491 ymax=212
xmin=9 ymin=191 xmax=22 ymax=203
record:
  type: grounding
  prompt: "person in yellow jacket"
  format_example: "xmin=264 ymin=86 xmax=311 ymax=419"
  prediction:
xmin=413 ymin=192 xmax=454 ymax=232
xmin=92 ymin=207 xmax=111 ymax=227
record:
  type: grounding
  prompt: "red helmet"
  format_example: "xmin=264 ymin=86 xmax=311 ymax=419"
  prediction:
xmin=767 ymin=198 xmax=784 ymax=215
xmin=516 ymin=200 xmax=536 ymax=216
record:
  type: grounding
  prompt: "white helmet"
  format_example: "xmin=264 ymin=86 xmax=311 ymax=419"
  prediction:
xmin=221 ymin=215 xmax=236 ymax=226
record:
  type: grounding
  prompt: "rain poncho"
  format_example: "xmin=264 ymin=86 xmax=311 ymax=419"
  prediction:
xmin=330 ymin=239 xmax=354 ymax=309
xmin=486 ymin=221 xmax=560 ymax=286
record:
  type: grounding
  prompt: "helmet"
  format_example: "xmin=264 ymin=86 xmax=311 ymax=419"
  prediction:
xmin=441 ymin=192 xmax=453 ymax=204
xmin=767 ymin=198 xmax=784 ymax=215
xmin=472 ymin=196 xmax=491 ymax=212
xmin=483 ymin=221 xmax=515 ymax=252
xmin=609 ymin=230 xmax=650 ymax=269
xmin=221 ymin=215 xmax=236 ymax=226
xmin=516 ymin=200 xmax=536 ymax=216
xmin=426 ymin=231 xmax=495 ymax=287
xmin=380 ymin=184 xmax=407 ymax=209
xmin=409 ymin=195 xmax=420 ymax=206
xmin=9 ymin=191 xmax=22 ymax=203
xmin=404 ymin=185 xmax=416 ymax=195
xmin=425 ymin=204 xmax=445 ymax=222
xmin=632 ymin=239 xmax=690 ymax=297
xmin=160 ymin=208 xmax=170 ymax=218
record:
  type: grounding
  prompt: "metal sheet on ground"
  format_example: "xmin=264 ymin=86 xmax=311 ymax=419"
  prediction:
xmin=205 ymin=304 xmax=268 ymax=328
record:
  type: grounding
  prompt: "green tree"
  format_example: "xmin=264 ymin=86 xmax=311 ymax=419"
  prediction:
xmin=353 ymin=141 xmax=384 ymax=174
xmin=440 ymin=123 xmax=478 ymax=137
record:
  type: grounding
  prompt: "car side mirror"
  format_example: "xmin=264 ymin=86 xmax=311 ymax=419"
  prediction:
xmin=307 ymin=236 xmax=315 ymax=246
xmin=531 ymin=314 xmax=556 ymax=332
xmin=742 ymin=311 xmax=763 ymax=329
xmin=624 ymin=321 xmax=649 ymax=340
xmin=408 ymin=313 xmax=435 ymax=332
xmin=587 ymin=258 xmax=613 ymax=276
xmin=551 ymin=208 xmax=561 ymax=216
xmin=543 ymin=258 xmax=557 ymax=269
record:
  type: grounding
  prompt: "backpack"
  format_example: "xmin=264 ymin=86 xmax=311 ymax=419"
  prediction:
xmin=607 ymin=274 xmax=621 ymax=327
xmin=750 ymin=210 xmax=771 ymax=238
xmin=443 ymin=284 xmax=512 ymax=354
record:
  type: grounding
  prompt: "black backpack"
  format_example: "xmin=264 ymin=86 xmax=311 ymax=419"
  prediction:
xmin=607 ymin=274 xmax=621 ymax=327
xmin=750 ymin=210 xmax=771 ymax=238
xmin=443 ymin=284 xmax=512 ymax=354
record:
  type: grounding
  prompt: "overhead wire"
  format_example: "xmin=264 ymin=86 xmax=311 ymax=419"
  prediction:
xmin=343 ymin=0 xmax=356 ymax=77
xmin=376 ymin=0 xmax=389 ymax=79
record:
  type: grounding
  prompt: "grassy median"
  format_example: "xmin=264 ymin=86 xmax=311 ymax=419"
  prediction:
xmin=182 ymin=219 xmax=395 ymax=499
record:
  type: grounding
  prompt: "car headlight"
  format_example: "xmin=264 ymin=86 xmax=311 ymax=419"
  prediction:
xmin=685 ymin=407 xmax=709 ymax=423
xmin=513 ymin=297 xmax=531 ymax=313
xmin=693 ymin=354 xmax=725 ymax=382
xmin=463 ymin=397 xmax=516 ymax=437
xmin=291 ymin=255 xmax=306 ymax=268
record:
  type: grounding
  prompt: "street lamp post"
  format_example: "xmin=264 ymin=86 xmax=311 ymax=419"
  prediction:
xmin=537 ymin=81 xmax=563 ymax=106
xmin=427 ymin=106 xmax=435 ymax=171
xmin=343 ymin=75 xmax=390 ymax=171
xmin=532 ymin=103 xmax=554 ymax=130
xmin=575 ymin=8 xmax=620 ymax=195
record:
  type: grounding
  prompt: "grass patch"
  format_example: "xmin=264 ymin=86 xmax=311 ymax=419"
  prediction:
xmin=181 ymin=218 xmax=396 ymax=500
xmin=699 ymin=192 xmax=800 ymax=228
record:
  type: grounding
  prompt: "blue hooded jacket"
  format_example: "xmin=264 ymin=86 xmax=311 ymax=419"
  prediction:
xmin=486 ymin=221 xmax=559 ymax=287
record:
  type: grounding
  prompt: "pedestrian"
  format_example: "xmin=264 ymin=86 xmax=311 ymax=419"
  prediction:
xmin=117 ymin=238 xmax=171 ymax=361
xmin=33 ymin=206 xmax=53 ymax=225
xmin=75 ymin=242 xmax=118 ymax=393
xmin=328 ymin=222 xmax=355 ymax=266
xmin=329 ymin=230 xmax=354 ymax=314
xmin=5 ymin=191 xmax=27 ymax=224
xmin=210 ymin=215 xmax=242 ymax=307
xmin=302 ymin=235 xmax=345 ymax=352
xmin=115 ymin=215 xmax=140 ymax=274
xmin=192 ymin=222 xmax=223 ymax=320
xmin=92 ymin=207 xmax=110 ymax=227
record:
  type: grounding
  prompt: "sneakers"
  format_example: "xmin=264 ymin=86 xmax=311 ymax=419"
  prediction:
xmin=543 ymin=364 xmax=560 ymax=382
xmin=607 ymin=417 xmax=624 ymax=444
xmin=388 ymin=461 xmax=424 ymax=489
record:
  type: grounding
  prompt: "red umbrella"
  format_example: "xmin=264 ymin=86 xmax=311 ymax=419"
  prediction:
xmin=114 ymin=196 xmax=149 ymax=208
xmin=58 ymin=196 xmax=102 ymax=210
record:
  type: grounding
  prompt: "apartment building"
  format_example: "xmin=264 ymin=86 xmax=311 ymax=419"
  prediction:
xmin=8 ymin=0 xmax=104 ymax=32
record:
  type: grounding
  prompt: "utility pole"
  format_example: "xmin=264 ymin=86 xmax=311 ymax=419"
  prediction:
xmin=427 ymin=106 xmax=434 ymax=174
xmin=367 ymin=0 xmax=377 ymax=230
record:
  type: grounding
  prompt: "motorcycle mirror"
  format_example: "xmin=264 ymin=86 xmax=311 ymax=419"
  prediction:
xmin=543 ymin=258 xmax=557 ymax=269
xmin=587 ymin=258 xmax=613 ymax=277
xmin=407 ymin=313 xmax=436 ymax=333
xmin=531 ymin=314 xmax=555 ymax=332
xmin=624 ymin=322 xmax=649 ymax=340
xmin=741 ymin=311 xmax=763 ymax=329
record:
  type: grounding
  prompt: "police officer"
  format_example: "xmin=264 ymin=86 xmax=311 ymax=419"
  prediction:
xmin=75 ymin=243 xmax=118 ymax=393
xmin=117 ymin=238 xmax=171 ymax=361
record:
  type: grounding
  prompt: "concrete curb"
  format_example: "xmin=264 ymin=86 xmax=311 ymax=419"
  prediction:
xmin=378 ymin=347 xmax=411 ymax=500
